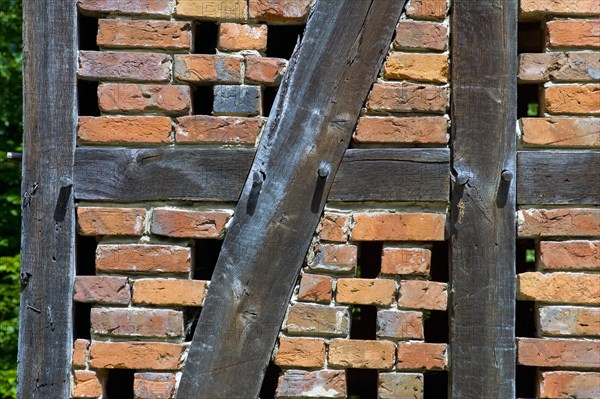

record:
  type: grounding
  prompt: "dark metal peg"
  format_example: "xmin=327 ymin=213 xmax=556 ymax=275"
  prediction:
xmin=501 ymin=170 xmax=513 ymax=182
xmin=318 ymin=165 xmax=330 ymax=178
xmin=456 ymin=173 xmax=469 ymax=186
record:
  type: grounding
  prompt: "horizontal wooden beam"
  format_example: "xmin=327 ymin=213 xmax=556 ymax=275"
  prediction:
xmin=517 ymin=150 xmax=600 ymax=205
xmin=74 ymin=147 xmax=450 ymax=203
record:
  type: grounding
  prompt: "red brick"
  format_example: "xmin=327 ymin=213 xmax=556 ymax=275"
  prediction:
xmin=377 ymin=309 xmax=424 ymax=340
xmin=297 ymin=273 xmax=333 ymax=303
xmin=219 ymin=23 xmax=267 ymax=51
xmin=406 ymin=0 xmax=447 ymax=20
xmin=547 ymin=19 xmax=600 ymax=49
xmin=74 ymin=276 xmax=131 ymax=305
xmin=519 ymin=53 xmax=600 ymax=83
xmin=175 ymin=115 xmax=263 ymax=145
xmin=520 ymin=0 xmax=600 ymax=19
xmin=385 ymin=53 xmax=449 ymax=83
xmin=249 ymin=0 xmax=312 ymax=22
xmin=78 ymin=51 xmax=171 ymax=82
xmin=308 ymin=244 xmax=357 ymax=274
xmin=134 ymin=372 xmax=176 ymax=399
xmin=90 ymin=341 xmax=185 ymax=370
xmin=245 ymin=56 xmax=287 ymax=86
xmin=351 ymin=212 xmax=446 ymax=241
xmin=72 ymin=339 xmax=90 ymax=369
xmin=539 ymin=306 xmax=600 ymax=337
xmin=398 ymin=280 xmax=447 ymax=311
xmin=72 ymin=370 xmax=102 ymax=398
xmin=367 ymin=82 xmax=448 ymax=114
xmin=98 ymin=83 xmax=191 ymax=115
xmin=275 ymin=336 xmax=326 ymax=368
xmin=518 ymin=208 xmax=600 ymax=237
xmin=520 ymin=118 xmax=600 ymax=147
xmin=78 ymin=0 xmax=172 ymax=17
xmin=540 ymin=371 xmax=600 ymax=398
xmin=379 ymin=373 xmax=424 ymax=399
xmin=319 ymin=212 xmax=349 ymax=242
xmin=97 ymin=20 xmax=191 ymax=50
xmin=91 ymin=307 xmax=183 ymax=338
xmin=77 ymin=207 xmax=146 ymax=236
xmin=151 ymin=208 xmax=232 ymax=238
xmin=174 ymin=54 xmax=241 ymax=84
xmin=336 ymin=278 xmax=396 ymax=306
xmin=381 ymin=246 xmax=431 ymax=276
xmin=78 ymin=116 xmax=172 ymax=144
xmin=354 ymin=116 xmax=447 ymax=145
xmin=544 ymin=85 xmax=600 ymax=115
xmin=96 ymin=244 xmax=191 ymax=274
xmin=397 ymin=342 xmax=447 ymax=370
xmin=328 ymin=339 xmax=395 ymax=370
xmin=394 ymin=20 xmax=447 ymax=51
xmin=175 ymin=0 xmax=245 ymax=20
xmin=132 ymin=279 xmax=208 ymax=306
xmin=517 ymin=272 xmax=600 ymax=305
xmin=285 ymin=303 xmax=349 ymax=337
xmin=518 ymin=337 xmax=600 ymax=368
xmin=540 ymin=240 xmax=600 ymax=270
xmin=276 ymin=370 xmax=346 ymax=399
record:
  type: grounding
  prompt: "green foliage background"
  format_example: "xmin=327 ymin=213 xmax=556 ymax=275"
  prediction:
xmin=0 ymin=0 xmax=23 ymax=397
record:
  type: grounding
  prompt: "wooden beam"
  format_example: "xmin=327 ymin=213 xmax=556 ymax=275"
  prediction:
xmin=450 ymin=1 xmax=518 ymax=397
xmin=175 ymin=1 xmax=406 ymax=397
xmin=73 ymin=147 xmax=450 ymax=203
xmin=517 ymin=150 xmax=600 ymax=205
xmin=18 ymin=0 xmax=77 ymax=397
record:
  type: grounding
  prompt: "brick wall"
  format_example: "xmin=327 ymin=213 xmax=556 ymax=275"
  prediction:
xmin=517 ymin=1 xmax=600 ymax=398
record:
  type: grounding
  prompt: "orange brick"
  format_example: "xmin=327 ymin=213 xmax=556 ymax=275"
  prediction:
xmin=96 ymin=244 xmax=191 ymax=274
xmin=336 ymin=278 xmax=396 ymax=306
xmin=377 ymin=309 xmax=424 ymax=340
xmin=151 ymin=208 xmax=232 ymax=238
xmin=134 ymin=373 xmax=176 ymax=399
xmin=398 ymin=280 xmax=447 ymax=311
xmin=394 ymin=20 xmax=447 ymax=51
xmin=74 ymin=276 xmax=131 ymax=305
xmin=297 ymin=273 xmax=333 ymax=303
xmin=248 ymin=0 xmax=312 ymax=22
xmin=379 ymin=373 xmax=424 ymax=399
xmin=285 ymin=303 xmax=349 ymax=337
xmin=77 ymin=207 xmax=145 ymax=236
xmin=547 ymin=19 xmax=600 ymax=49
xmin=539 ymin=240 xmax=600 ymax=270
xmin=367 ymin=83 xmax=448 ymax=114
xmin=406 ymin=0 xmax=447 ymax=20
xmin=98 ymin=83 xmax=191 ymax=115
xmin=175 ymin=115 xmax=263 ymax=145
xmin=354 ymin=116 xmax=447 ymax=145
xmin=245 ymin=56 xmax=287 ymax=86
xmin=517 ymin=272 xmax=600 ymax=305
xmin=90 ymin=341 xmax=185 ymax=370
xmin=518 ymin=208 xmax=600 ymax=237
xmin=276 ymin=370 xmax=346 ymax=398
xmin=385 ymin=53 xmax=448 ymax=83
xmin=97 ymin=19 xmax=191 ymax=50
xmin=78 ymin=0 xmax=172 ymax=17
xmin=381 ymin=247 xmax=431 ymax=276
xmin=72 ymin=339 xmax=90 ymax=369
xmin=397 ymin=342 xmax=447 ymax=370
xmin=219 ymin=23 xmax=267 ymax=51
xmin=328 ymin=339 xmax=395 ymax=370
xmin=132 ymin=279 xmax=208 ymax=306
xmin=78 ymin=116 xmax=172 ymax=144
xmin=519 ymin=53 xmax=600 ymax=83
xmin=520 ymin=118 xmax=600 ymax=147
xmin=544 ymin=85 xmax=600 ymax=115
xmin=518 ymin=337 xmax=600 ymax=368
xmin=520 ymin=0 xmax=600 ymax=19
xmin=275 ymin=336 xmax=326 ymax=368
xmin=78 ymin=50 xmax=171 ymax=82
xmin=540 ymin=371 xmax=600 ymax=399
xmin=91 ymin=307 xmax=183 ymax=338
xmin=175 ymin=0 xmax=245 ymax=20
xmin=72 ymin=370 xmax=102 ymax=398
xmin=539 ymin=306 xmax=600 ymax=336
xmin=319 ymin=212 xmax=349 ymax=242
xmin=174 ymin=54 xmax=241 ymax=84
xmin=309 ymin=244 xmax=357 ymax=274
xmin=351 ymin=212 xmax=446 ymax=241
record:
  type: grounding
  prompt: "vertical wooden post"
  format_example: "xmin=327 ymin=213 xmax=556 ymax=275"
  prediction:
xmin=450 ymin=1 xmax=518 ymax=397
xmin=18 ymin=0 xmax=77 ymax=397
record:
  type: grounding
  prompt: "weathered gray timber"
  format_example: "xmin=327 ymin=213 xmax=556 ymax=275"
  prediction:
xmin=17 ymin=0 xmax=78 ymax=397
xmin=518 ymin=151 xmax=600 ymax=205
xmin=73 ymin=147 xmax=449 ymax=203
xmin=175 ymin=1 xmax=406 ymax=397
xmin=450 ymin=0 xmax=518 ymax=397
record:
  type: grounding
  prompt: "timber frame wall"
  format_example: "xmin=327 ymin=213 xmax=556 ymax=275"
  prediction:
xmin=18 ymin=0 xmax=599 ymax=398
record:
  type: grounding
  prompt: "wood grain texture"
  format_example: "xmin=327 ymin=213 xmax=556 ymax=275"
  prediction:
xmin=175 ymin=1 xmax=406 ymax=397
xmin=518 ymin=151 xmax=600 ymax=205
xmin=74 ymin=147 xmax=449 ymax=203
xmin=18 ymin=0 xmax=78 ymax=397
xmin=450 ymin=1 xmax=518 ymax=397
